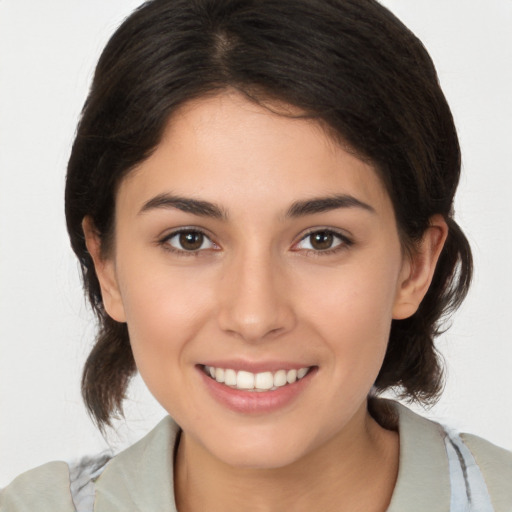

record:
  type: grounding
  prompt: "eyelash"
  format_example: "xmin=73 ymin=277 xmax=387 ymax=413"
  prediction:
xmin=159 ymin=228 xmax=218 ymax=257
xmin=158 ymin=228 xmax=354 ymax=256
xmin=293 ymin=228 xmax=354 ymax=256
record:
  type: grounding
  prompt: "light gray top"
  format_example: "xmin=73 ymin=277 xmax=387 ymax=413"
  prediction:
xmin=2 ymin=401 xmax=511 ymax=511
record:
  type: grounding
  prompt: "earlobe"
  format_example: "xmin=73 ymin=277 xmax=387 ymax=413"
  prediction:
xmin=392 ymin=215 xmax=448 ymax=320
xmin=82 ymin=217 xmax=126 ymax=323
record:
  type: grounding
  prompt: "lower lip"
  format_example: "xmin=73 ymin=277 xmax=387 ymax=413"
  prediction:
xmin=198 ymin=366 xmax=317 ymax=414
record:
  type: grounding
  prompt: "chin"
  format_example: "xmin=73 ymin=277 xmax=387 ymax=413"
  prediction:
xmin=219 ymin=447 xmax=305 ymax=471
xmin=202 ymin=426 xmax=314 ymax=470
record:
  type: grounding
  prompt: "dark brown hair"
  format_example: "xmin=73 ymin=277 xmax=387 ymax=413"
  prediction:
xmin=65 ymin=0 xmax=472 ymax=430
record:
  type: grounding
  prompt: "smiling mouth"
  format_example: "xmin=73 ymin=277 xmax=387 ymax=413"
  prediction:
xmin=201 ymin=365 xmax=314 ymax=392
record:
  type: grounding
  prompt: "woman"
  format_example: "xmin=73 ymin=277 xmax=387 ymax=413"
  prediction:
xmin=1 ymin=0 xmax=511 ymax=510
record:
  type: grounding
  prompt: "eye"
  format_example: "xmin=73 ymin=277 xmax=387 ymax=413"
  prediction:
xmin=163 ymin=229 xmax=217 ymax=253
xmin=294 ymin=229 xmax=352 ymax=252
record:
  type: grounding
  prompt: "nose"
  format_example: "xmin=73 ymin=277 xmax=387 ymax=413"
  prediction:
xmin=217 ymin=248 xmax=296 ymax=342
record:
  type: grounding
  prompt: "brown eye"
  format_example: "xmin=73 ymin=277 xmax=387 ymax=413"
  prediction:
xmin=295 ymin=229 xmax=350 ymax=253
xmin=310 ymin=231 xmax=334 ymax=250
xmin=165 ymin=230 xmax=215 ymax=252
xmin=179 ymin=231 xmax=204 ymax=250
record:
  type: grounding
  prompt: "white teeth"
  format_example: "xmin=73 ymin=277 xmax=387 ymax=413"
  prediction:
xmin=297 ymin=367 xmax=308 ymax=379
xmin=286 ymin=369 xmax=297 ymax=384
xmin=215 ymin=367 xmax=225 ymax=383
xmin=204 ymin=365 xmax=311 ymax=391
xmin=224 ymin=368 xmax=237 ymax=386
xmin=237 ymin=370 xmax=255 ymax=389
xmin=254 ymin=371 xmax=274 ymax=390
xmin=274 ymin=369 xmax=287 ymax=387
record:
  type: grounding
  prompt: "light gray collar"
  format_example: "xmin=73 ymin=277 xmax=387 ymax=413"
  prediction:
xmin=93 ymin=402 xmax=452 ymax=511
xmin=95 ymin=416 xmax=179 ymax=511
xmin=386 ymin=402 xmax=450 ymax=511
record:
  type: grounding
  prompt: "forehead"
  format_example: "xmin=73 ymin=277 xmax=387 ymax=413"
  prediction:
xmin=119 ymin=91 xmax=392 ymax=218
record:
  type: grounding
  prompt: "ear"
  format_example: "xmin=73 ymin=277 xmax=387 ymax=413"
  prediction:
xmin=393 ymin=215 xmax=448 ymax=320
xmin=82 ymin=216 xmax=126 ymax=323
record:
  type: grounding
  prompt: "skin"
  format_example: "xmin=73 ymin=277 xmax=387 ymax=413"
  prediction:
xmin=85 ymin=91 xmax=447 ymax=511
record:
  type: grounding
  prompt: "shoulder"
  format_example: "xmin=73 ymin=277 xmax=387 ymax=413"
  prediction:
xmin=92 ymin=416 xmax=179 ymax=510
xmin=1 ymin=454 xmax=111 ymax=512
xmin=0 ymin=417 xmax=179 ymax=512
xmin=0 ymin=461 xmax=74 ymax=512
xmin=382 ymin=400 xmax=512 ymax=512
xmin=461 ymin=432 xmax=512 ymax=510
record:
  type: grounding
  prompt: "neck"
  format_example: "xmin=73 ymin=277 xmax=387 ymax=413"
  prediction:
xmin=174 ymin=403 xmax=399 ymax=512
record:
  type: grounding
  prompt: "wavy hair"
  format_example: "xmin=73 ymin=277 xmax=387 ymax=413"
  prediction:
xmin=65 ymin=0 xmax=472 ymax=430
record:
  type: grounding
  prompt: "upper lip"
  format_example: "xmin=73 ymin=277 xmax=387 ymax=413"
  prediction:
xmin=199 ymin=360 xmax=315 ymax=373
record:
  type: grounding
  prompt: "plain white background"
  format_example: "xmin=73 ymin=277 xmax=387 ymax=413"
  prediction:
xmin=1 ymin=0 xmax=511 ymax=486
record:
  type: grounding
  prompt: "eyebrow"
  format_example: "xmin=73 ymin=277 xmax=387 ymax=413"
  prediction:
xmin=138 ymin=192 xmax=375 ymax=220
xmin=285 ymin=194 xmax=375 ymax=218
xmin=138 ymin=193 xmax=227 ymax=219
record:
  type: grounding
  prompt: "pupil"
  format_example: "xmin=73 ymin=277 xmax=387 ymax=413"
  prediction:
xmin=180 ymin=232 xmax=203 ymax=250
xmin=311 ymin=232 xmax=333 ymax=250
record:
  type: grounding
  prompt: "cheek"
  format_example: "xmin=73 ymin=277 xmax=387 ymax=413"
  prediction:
xmin=115 ymin=261 xmax=216 ymax=386
xmin=296 ymin=252 xmax=402 ymax=380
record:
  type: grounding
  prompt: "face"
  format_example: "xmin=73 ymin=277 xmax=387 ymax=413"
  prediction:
xmin=92 ymin=91 xmax=429 ymax=469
